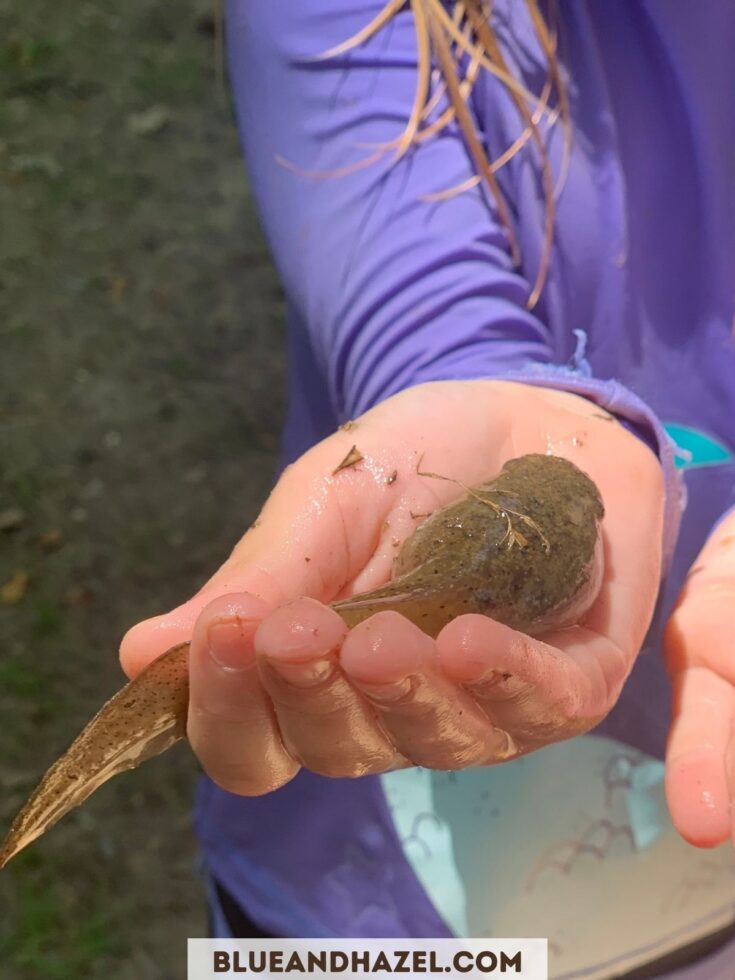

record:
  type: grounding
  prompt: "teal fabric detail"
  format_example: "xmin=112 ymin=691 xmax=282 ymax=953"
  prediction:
xmin=664 ymin=423 xmax=733 ymax=470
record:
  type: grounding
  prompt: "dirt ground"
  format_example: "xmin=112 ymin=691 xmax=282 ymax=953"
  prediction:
xmin=1 ymin=2 xmax=286 ymax=976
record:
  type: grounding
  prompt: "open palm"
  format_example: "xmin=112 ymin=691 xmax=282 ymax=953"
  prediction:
xmin=120 ymin=380 xmax=664 ymax=793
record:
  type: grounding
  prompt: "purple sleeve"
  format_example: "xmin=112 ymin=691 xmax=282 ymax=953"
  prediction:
xmin=225 ymin=0 xmax=683 ymax=565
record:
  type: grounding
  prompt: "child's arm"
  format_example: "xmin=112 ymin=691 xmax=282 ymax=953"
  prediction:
xmin=120 ymin=4 xmax=678 ymax=799
xmin=225 ymin=0 xmax=681 ymax=555
xmin=225 ymin=0 xmax=554 ymax=412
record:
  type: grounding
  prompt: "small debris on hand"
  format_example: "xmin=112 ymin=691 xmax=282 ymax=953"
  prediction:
xmin=339 ymin=420 xmax=358 ymax=432
xmin=332 ymin=445 xmax=363 ymax=475
xmin=1 ymin=570 xmax=30 ymax=605
xmin=0 ymin=507 xmax=26 ymax=533
xmin=385 ymin=470 xmax=397 ymax=486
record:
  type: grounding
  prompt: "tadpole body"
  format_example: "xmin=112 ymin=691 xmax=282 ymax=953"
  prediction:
xmin=333 ymin=454 xmax=605 ymax=637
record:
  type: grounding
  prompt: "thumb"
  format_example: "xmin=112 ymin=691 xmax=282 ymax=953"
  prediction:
xmin=119 ymin=430 xmax=397 ymax=678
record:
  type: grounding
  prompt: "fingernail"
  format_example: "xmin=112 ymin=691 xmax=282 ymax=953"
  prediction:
xmin=208 ymin=619 xmax=254 ymax=672
xmin=267 ymin=657 xmax=334 ymax=688
xmin=489 ymin=727 xmax=518 ymax=760
xmin=355 ymin=675 xmax=414 ymax=704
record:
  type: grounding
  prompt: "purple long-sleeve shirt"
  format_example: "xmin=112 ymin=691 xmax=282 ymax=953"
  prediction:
xmin=199 ymin=3 xmax=735 ymax=976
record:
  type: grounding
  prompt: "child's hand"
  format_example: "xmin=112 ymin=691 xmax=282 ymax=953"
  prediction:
xmin=120 ymin=380 xmax=664 ymax=794
xmin=665 ymin=510 xmax=735 ymax=848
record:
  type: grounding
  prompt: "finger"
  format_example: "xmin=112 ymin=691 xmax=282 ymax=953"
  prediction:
xmin=663 ymin=521 xmax=735 ymax=847
xmin=254 ymin=598 xmax=402 ymax=777
xmin=729 ymin=725 xmax=735 ymax=849
xmin=666 ymin=566 xmax=735 ymax=686
xmin=339 ymin=612 xmax=513 ymax=768
xmin=119 ymin=432 xmax=411 ymax=679
xmin=436 ymin=615 xmax=626 ymax=748
xmin=665 ymin=666 xmax=733 ymax=847
xmin=187 ymin=592 xmax=299 ymax=796
xmin=685 ymin=509 xmax=735 ymax=574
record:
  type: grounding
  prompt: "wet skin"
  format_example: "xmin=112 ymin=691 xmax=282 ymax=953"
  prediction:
xmin=0 ymin=450 xmax=604 ymax=869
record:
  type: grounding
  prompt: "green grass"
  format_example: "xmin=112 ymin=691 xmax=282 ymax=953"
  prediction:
xmin=0 ymin=36 xmax=64 ymax=100
xmin=0 ymin=855 xmax=125 ymax=979
xmin=0 ymin=662 xmax=44 ymax=699
xmin=4 ymin=474 xmax=44 ymax=509
xmin=134 ymin=52 xmax=206 ymax=101
xmin=0 ymin=0 xmax=283 ymax=974
xmin=30 ymin=599 xmax=62 ymax=640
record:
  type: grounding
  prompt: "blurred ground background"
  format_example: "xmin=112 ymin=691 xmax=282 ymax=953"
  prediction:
xmin=0 ymin=1 xmax=286 ymax=976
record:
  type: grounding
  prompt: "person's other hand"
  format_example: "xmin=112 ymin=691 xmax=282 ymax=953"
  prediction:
xmin=120 ymin=380 xmax=664 ymax=794
xmin=665 ymin=509 xmax=735 ymax=848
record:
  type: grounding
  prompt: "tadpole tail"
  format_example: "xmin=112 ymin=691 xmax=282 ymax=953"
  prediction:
xmin=0 ymin=642 xmax=190 ymax=870
xmin=331 ymin=587 xmax=425 ymax=630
